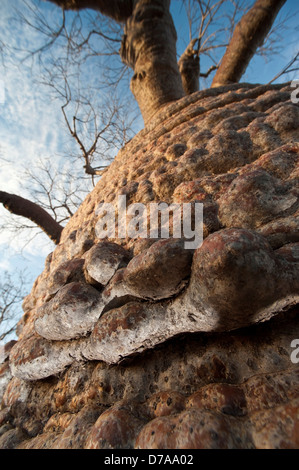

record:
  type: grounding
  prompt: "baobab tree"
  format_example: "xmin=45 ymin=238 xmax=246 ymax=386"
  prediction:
xmin=0 ymin=0 xmax=297 ymax=244
xmin=48 ymin=0 xmax=288 ymax=122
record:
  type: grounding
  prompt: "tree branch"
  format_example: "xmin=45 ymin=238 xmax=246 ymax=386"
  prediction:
xmin=46 ymin=0 xmax=134 ymax=22
xmin=0 ymin=271 xmax=28 ymax=342
xmin=212 ymin=0 xmax=287 ymax=87
xmin=268 ymin=52 xmax=299 ymax=84
xmin=200 ymin=64 xmax=218 ymax=78
xmin=0 ymin=191 xmax=63 ymax=244
xmin=61 ymin=102 xmax=109 ymax=179
xmin=178 ymin=38 xmax=200 ymax=95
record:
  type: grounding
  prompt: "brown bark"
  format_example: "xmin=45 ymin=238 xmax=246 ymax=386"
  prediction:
xmin=120 ymin=0 xmax=185 ymax=124
xmin=47 ymin=0 xmax=133 ymax=22
xmin=212 ymin=0 xmax=286 ymax=88
xmin=0 ymin=191 xmax=63 ymax=244
xmin=178 ymin=38 xmax=200 ymax=95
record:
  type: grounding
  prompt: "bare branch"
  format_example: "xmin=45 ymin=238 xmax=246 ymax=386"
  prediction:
xmin=17 ymin=3 xmax=66 ymax=58
xmin=200 ymin=64 xmax=218 ymax=78
xmin=61 ymin=101 xmax=110 ymax=178
xmin=0 ymin=271 xmax=28 ymax=343
xmin=178 ymin=38 xmax=200 ymax=95
xmin=181 ymin=0 xmax=250 ymax=90
xmin=0 ymin=191 xmax=63 ymax=244
xmin=212 ymin=0 xmax=287 ymax=87
xmin=268 ymin=52 xmax=299 ymax=84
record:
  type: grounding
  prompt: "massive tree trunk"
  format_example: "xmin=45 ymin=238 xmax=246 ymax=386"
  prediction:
xmin=212 ymin=0 xmax=286 ymax=88
xmin=0 ymin=191 xmax=63 ymax=244
xmin=48 ymin=0 xmax=185 ymax=124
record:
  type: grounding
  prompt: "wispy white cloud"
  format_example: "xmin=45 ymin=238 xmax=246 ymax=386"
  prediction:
xmin=0 ymin=1 xmax=67 ymax=271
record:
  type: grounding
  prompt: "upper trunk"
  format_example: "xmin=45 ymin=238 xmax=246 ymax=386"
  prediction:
xmin=120 ymin=0 xmax=185 ymax=124
xmin=48 ymin=0 xmax=185 ymax=124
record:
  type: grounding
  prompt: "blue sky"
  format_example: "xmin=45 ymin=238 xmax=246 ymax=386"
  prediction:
xmin=0 ymin=0 xmax=298 ymax=340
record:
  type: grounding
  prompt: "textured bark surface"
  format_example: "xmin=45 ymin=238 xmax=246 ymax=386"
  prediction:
xmin=120 ymin=0 xmax=185 ymax=123
xmin=0 ymin=82 xmax=298 ymax=449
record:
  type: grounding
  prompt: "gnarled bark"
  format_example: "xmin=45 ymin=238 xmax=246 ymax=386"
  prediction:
xmin=0 ymin=191 xmax=63 ymax=244
xmin=212 ymin=0 xmax=286 ymax=88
